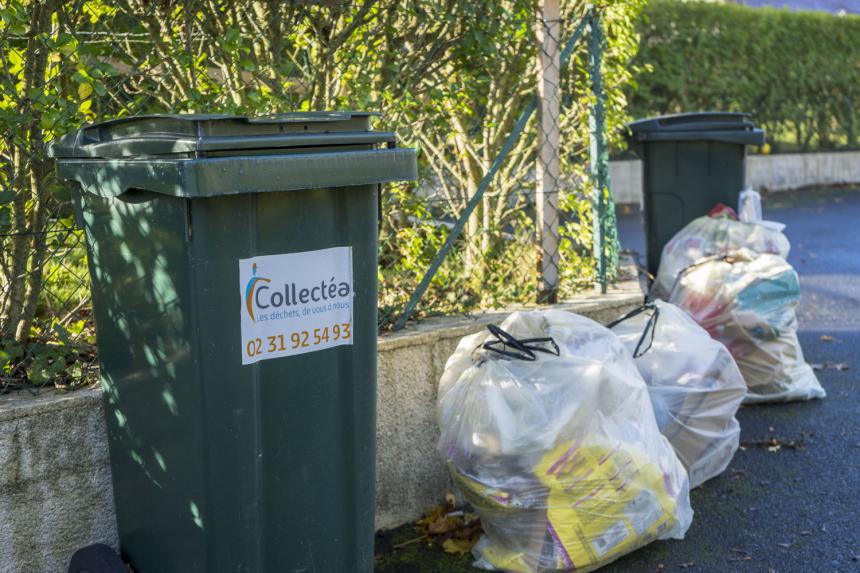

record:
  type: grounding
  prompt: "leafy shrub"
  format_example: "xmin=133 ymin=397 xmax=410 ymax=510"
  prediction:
xmin=630 ymin=0 xmax=860 ymax=152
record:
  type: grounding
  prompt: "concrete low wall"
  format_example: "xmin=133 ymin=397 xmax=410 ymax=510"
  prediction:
xmin=0 ymin=281 xmax=643 ymax=572
xmin=745 ymin=151 xmax=860 ymax=192
xmin=0 ymin=391 xmax=118 ymax=573
xmin=610 ymin=151 xmax=860 ymax=204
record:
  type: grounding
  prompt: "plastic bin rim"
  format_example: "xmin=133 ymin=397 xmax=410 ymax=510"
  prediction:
xmin=81 ymin=111 xmax=380 ymax=130
xmin=627 ymin=112 xmax=755 ymax=133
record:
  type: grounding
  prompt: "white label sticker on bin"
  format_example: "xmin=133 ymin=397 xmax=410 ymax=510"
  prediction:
xmin=239 ymin=247 xmax=353 ymax=365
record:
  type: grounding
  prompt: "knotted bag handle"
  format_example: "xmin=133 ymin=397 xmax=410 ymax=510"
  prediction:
xmin=481 ymin=324 xmax=560 ymax=361
xmin=607 ymin=302 xmax=661 ymax=358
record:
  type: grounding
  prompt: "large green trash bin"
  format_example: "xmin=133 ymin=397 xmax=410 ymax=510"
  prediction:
xmin=627 ymin=112 xmax=765 ymax=275
xmin=49 ymin=113 xmax=417 ymax=573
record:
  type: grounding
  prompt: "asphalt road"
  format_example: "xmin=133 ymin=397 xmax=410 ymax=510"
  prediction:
xmin=375 ymin=187 xmax=860 ymax=573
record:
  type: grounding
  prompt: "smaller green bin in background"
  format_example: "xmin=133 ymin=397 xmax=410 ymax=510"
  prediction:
xmin=627 ymin=112 xmax=765 ymax=275
xmin=49 ymin=112 xmax=417 ymax=573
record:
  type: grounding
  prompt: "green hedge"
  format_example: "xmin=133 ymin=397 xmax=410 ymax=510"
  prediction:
xmin=629 ymin=0 xmax=860 ymax=152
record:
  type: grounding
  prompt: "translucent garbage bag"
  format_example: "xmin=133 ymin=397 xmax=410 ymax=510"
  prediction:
xmin=437 ymin=310 xmax=693 ymax=573
xmin=609 ymin=300 xmax=747 ymax=488
xmin=667 ymin=250 xmax=825 ymax=403
xmin=652 ymin=215 xmax=790 ymax=299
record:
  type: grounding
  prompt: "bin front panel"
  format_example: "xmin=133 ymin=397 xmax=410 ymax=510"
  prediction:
xmin=191 ymin=184 xmax=378 ymax=573
xmin=642 ymin=140 xmax=745 ymax=273
xmin=78 ymin=182 xmax=378 ymax=573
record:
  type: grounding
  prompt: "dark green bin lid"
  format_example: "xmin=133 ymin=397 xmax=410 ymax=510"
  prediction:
xmin=48 ymin=112 xmax=395 ymax=158
xmin=627 ymin=112 xmax=765 ymax=146
xmin=49 ymin=112 xmax=417 ymax=197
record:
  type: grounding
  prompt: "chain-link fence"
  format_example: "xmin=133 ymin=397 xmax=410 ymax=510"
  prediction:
xmin=1 ymin=0 xmax=638 ymax=393
xmin=386 ymin=4 xmax=620 ymax=330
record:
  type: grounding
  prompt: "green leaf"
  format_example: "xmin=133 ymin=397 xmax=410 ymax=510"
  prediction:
xmin=77 ymin=82 xmax=93 ymax=100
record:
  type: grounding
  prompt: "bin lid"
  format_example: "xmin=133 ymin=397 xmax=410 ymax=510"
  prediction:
xmin=627 ymin=112 xmax=765 ymax=146
xmin=50 ymin=112 xmax=417 ymax=197
xmin=48 ymin=112 xmax=397 ymax=159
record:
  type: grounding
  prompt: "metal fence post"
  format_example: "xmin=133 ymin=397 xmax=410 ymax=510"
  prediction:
xmin=588 ymin=9 xmax=609 ymax=294
xmin=536 ymin=0 xmax=561 ymax=304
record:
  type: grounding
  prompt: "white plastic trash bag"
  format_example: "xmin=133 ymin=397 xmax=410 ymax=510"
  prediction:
xmin=437 ymin=309 xmax=693 ymax=573
xmin=667 ymin=250 xmax=825 ymax=403
xmin=609 ymin=300 xmax=747 ymax=488
xmin=652 ymin=215 xmax=790 ymax=299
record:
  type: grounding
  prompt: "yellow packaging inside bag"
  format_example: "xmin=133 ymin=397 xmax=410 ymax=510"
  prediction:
xmin=476 ymin=440 xmax=681 ymax=573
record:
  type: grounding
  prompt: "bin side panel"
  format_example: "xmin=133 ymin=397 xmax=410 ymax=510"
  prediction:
xmin=76 ymin=189 xmax=210 ymax=572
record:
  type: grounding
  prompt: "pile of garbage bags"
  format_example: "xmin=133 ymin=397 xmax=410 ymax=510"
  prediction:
xmin=435 ymin=193 xmax=823 ymax=572
xmin=609 ymin=300 xmax=747 ymax=487
xmin=437 ymin=310 xmax=693 ymax=573
xmin=652 ymin=200 xmax=824 ymax=403
xmin=666 ymin=249 xmax=825 ymax=403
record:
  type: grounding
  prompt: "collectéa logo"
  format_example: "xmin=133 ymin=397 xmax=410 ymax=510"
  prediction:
xmin=239 ymin=248 xmax=353 ymax=364
xmin=244 ymin=263 xmax=271 ymax=322
xmin=244 ymin=261 xmax=352 ymax=322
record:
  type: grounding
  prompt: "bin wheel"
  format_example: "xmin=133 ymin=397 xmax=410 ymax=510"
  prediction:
xmin=68 ymin=543 xmax=127 ymax=573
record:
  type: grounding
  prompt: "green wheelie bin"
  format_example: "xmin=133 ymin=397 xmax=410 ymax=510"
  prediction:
xmin=627 ymin=112 xmax=765 ymax=275
xmin=49 ymin=113 xmax=417 ymax=573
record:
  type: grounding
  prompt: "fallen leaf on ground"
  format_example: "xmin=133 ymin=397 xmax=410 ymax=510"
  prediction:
xmin=811 ymin=362 xmax=849 ymax=371
xmin=800 ymin=530 xmax=812 ymax=536
xmin=728 ymin=548 xmax=752 ymax=562
xmin=428 ymin=516 xmax=462 ymax=535
xmin=777 ymin=542 xmax=792 ymax=548
xmin=820 ymin=335 xmax=837 ymax=342
xmin=442 ymin=538 xmax=474 ymax=555
xmin=679 ymin=561 xmax=695 ymax=569
xmin=414 ymin=493 xmax=482 ymax=556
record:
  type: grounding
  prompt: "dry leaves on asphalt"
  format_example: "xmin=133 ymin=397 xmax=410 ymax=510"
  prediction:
xmin=741 ymin=437 xmax=806 ymax=452
xmin=414 ymin=492 xmax=482 ymax=555
xmin=811 ymin=362 xmax=849 ymax=371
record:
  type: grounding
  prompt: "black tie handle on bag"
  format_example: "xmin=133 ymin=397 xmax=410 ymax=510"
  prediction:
xmin=481 ymin=324 xmax=560 ymax=361
xmin=607 ymin=302 xmax=661 ymax=358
